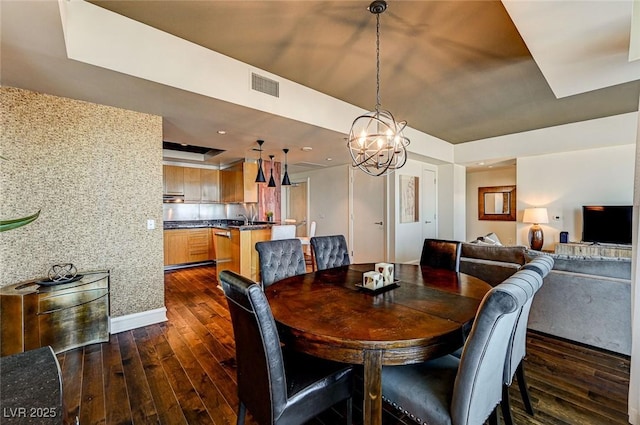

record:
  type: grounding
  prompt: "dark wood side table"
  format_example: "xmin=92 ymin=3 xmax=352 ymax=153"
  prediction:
xmin=0 ymin=270 xmax=110 ymax=356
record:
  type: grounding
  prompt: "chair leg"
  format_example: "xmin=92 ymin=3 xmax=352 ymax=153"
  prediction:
xmin=516 ymin=362 xmax=535 ymax=415
xmin=237 ymin=402 xmax=246 ymax=425
xmin=501 ymin=384 xmax=514 ymax=425
xmin=488 ymin=406 xmax=499 ymax=425
xmin=345 ymin=397 xmax=352 ymax=425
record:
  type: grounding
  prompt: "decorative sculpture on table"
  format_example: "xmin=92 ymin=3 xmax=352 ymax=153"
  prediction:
xmin=48 ymin=263 xmax=77 ymax=282
xmin=363 ymin=271 xmax=384 ymax=290
xmin=375 ymin=262 xmax=394 ymax=285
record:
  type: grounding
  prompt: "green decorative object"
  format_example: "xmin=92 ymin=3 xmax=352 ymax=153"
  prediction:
xmin=0 ymin=210 xmax=40 ymax=232
xmin=0 ymin=156 xmax=40 ymax=232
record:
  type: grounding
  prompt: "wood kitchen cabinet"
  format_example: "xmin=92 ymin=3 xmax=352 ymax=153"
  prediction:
xmin=0 ymin=271 xmax=110 ymax=355
xmin=220 ymin=162 xmax=258 ymax=203
xmin=163 ymin=165 xmax=220 ymax=203
xmin=200 ymin=169 xmax=220 ymax=202
xmin=183 ymin=167 xmax=202 ymax=202
xmin=164 ymin=228 xmax=214 ymax=266
xmin=163 ymin=165 xmax=184 ymax=195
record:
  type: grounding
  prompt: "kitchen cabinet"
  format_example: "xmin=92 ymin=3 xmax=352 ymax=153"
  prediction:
xmin=163 ymin=165 xmax=184 ymax=195
xmin=220 ymin=162 xmax=258 ymax=203
xmin=201 ymin=169 xmax=220 ymax=202
xmin=213 ymin=227 xmax=270 ymax=281
xmin=0 ymin=271 xmax=110 ymax=355
xmin=163 ymin=166 xmax=220 ymax=203
xmin=183 ymin=167 xmax=202 ymax=202
xmin=164 ymin=228 xmax=214 ymax=266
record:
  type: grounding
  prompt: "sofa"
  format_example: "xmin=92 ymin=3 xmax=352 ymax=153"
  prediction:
xmin=459 ymin=241 xmax=632 ymax=356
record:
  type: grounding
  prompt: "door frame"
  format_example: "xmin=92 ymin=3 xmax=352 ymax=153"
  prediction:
xmin=348 ymin=167 xmax=388 ymax=262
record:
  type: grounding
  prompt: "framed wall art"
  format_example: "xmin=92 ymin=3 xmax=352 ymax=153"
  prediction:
xmin=400 ymin=175 xmax=419 ymax=223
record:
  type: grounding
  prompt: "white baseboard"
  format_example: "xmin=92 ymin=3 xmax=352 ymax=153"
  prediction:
xmin=109 ymin=307 xmax=167 ymax=334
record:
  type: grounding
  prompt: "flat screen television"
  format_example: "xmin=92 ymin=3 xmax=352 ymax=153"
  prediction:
xmin=582 ymin=205 xmax=632 ymax=245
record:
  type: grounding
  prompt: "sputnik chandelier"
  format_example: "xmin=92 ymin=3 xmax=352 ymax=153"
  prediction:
xmin=347 ymin=0 xmax=409 ymax=176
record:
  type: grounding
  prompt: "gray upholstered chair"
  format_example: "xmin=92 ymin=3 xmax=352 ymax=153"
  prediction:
xmin=310 ymin=235 xmax=350 ymax=271
xmin=381 ymin=268 xmax=542 ymax=425
xmin=255 ymin=239 xmax=306 ymax=287
xmin=420 ymin=238 xmax=462 ymax=272
xmin=501 ymin=256 xmax=553 ymax=425
xmin=219 ymin=270 xmax=353 ymax=425
xmin=521 ymin=253 xmax=554 ymax=278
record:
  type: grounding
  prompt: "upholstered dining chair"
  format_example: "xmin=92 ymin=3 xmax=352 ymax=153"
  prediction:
xmin=271 ymin=224 xmax=297 ymax=240
xmin=420 ymin=238 xmax=462 ymax=272
xmin=381 ymin=268 xmax=542 ymax=425
xmin=310 ymin=235 xmax=350 ymax=271
xmin=255 ymin=239 xmax=306 ymax=287
xmin=219 ymin=270 xmax=354 ymax=425
xmin=500 ymin=256 xmax=553 ymax=425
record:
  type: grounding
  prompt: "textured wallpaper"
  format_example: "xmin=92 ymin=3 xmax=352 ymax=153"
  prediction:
xmin=0 ymin=86 xmax=165 ymax=317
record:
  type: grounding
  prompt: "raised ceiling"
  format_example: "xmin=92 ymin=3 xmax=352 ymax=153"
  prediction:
xmin=2 ymin=0 xmax=639 ymax=169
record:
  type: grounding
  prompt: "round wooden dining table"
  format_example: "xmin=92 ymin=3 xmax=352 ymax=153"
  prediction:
xmin=264 ymin=263 xmax=491 ymax=425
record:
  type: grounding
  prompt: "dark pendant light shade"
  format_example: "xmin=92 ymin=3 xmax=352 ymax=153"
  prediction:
xmin=282 ymin=148 xmax=291 ymax=186
xmin=267 ymin=154 xmax=276 ymax=187
xmin=255 ymin=140 xmax=266 ymax=183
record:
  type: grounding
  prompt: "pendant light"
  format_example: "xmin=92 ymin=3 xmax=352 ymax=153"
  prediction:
xmin=281 ymin=148 xmax=291 ymax=186
xmin=347 ymin=0 xmax=410 ymax=176
xmin=267 ymin=155 xmax=276 ymax=187
xmin=255 ymin=140 xmax=266 ymax=183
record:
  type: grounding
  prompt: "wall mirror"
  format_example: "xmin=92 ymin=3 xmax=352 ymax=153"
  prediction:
xmin=478 ymin=185 xmax=516 ymax=221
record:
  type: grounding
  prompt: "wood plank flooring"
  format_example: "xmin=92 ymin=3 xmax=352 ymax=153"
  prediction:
xmin=56 ymin=265 xmax=630 ymax=425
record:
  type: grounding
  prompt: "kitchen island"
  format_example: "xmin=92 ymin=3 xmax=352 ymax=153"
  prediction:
xmin=164 ymin=220 xmax=275 ymax=282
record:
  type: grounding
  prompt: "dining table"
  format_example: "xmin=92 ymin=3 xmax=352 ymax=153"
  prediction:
xmin=264 ymin=262 xmax=492 ymax=425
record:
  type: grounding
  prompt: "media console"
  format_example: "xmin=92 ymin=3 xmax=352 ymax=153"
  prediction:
xmin=554 ymin=242 xmax=632 ymax=258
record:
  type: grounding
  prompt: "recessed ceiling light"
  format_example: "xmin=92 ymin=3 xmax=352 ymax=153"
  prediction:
xmin=301 ymin=147 xmax=313 ymax=152
xmin=478 ymin=162 xmax=485 ymax=166
xmin=217 ymin=130 xmax=227 ymax=135
xmin=326 ymin=158 xmax=333 ymax=161
xmin=180 ymin=143 xmax=188 ymax=147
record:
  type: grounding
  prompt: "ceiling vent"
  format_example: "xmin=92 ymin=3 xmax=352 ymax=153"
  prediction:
xmin=251 ymin=72 xmax=279 ymax=98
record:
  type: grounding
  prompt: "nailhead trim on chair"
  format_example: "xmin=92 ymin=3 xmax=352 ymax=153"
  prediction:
xmin=382 ymin=395 xmax=424 ymax=424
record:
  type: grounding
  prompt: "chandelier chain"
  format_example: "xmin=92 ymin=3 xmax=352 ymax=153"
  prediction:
xmin=376 ymin=12 xmax=381 ymax=113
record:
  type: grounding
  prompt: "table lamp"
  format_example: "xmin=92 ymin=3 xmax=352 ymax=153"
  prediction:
xmin=523 ymin=207 xmax=549 ymax=251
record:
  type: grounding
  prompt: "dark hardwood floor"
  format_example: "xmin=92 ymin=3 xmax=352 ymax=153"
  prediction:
xmin=56 ymin=265 xmax=630 ymax=425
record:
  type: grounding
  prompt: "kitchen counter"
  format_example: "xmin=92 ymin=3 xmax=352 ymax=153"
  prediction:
xmin=164 ymin=220 xmax=277 ymax=231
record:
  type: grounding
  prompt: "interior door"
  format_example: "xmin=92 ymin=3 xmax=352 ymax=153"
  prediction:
xmin=422 ymin=168 xmax=437 ymax=239
xmin=285 ymin=180 xmax=308 ymax=237
xmin=351 ymin=169 xmax=385 ymax=263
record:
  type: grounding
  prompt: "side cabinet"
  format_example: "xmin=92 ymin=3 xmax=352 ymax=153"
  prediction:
xmin=0 ymin=271 xmax=110 ymax=356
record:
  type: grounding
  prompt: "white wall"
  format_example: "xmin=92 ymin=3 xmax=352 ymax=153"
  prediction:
xmin=291 ymin=165 xmax=350 ymax=239
xmin=438 ymin=164 xmax=467 ymax=241
xmin=390 ymin=160 xmax=439 ymax=263
xmin=516 ymin=144 xmax=635 ymax=250
xmin=466 ymin=167 xmax=517 ymax=244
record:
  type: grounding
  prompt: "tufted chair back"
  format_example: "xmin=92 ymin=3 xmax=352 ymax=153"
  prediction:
xmin=420 ymin=238 xmax=462 ymax=272
xmin=255 ymin=239 xmax=306 ymax=287
xmin=310 ymin=235 xmax=350 ymax=271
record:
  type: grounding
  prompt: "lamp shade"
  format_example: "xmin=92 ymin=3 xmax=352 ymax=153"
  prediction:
xmin=523 ymin=208 xmax=549 ymax=224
